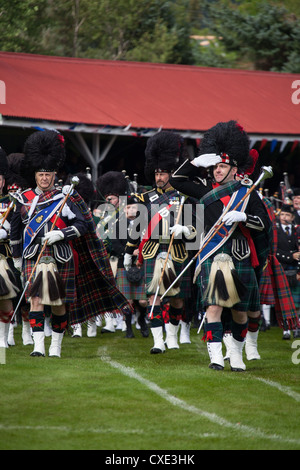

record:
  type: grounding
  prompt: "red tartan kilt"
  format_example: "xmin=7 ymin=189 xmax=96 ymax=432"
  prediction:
xmin=259 ymin=268 xmax=275 ymax=304
xmin=24 ymin=245 xmax=76 ymax=304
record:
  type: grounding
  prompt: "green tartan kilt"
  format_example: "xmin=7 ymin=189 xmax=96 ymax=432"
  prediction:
xmin=144 ymin=255 xmax=191 ymax=299
xmin=288 ymin=283 xmax=300 ymax=309
xmin=197 ymin=242 xmax=260 ymax=312
xmin=116 ymin=267 xmax=147 ymax=301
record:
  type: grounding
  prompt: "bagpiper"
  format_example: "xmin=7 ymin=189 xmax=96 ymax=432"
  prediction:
xmin=124 ymin=131 xmax=198 ymax=354
xmin=169 ymin=120 xmax=272 ymax=371
xmin=6 ymin=152 xmax=33 ymax=347
xmin=0 ymin=147 xmax=20 ymax=349
xmin=9 ymin=130 xmax=132 ymax=357
xmin=95 ymin=170 xmax=128 ymax=334
xmin=96 ymin=171 xmax=148 ymax=337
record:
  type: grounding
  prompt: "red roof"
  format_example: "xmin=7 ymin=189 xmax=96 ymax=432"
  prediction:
xmin=0 ymin=51 xmax=300 ymax=136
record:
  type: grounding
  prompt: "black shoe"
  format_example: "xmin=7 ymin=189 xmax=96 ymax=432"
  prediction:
xmin=140 ymin=327 xmax=149 ymax=338
xmin=230 ymin=366 xmax=245 ymax=372
xmin=282 ymin=331 xmax=291 ymax=340
xmin=30 ymin=351 xmax=45 ymax=357
xmin=125 ymin=330 xmax=135 ymax=338
xmin=139 ymin=321 xmax=149 ymax=337
xmin=137 ymin=311 xmax=149 ymax=338
xmin=209 ymin=363 xmax=224 ymax=371
xmin=101 ymin=328 xmax=115 ymax=334
xmin=124 ymin=314 xmax=135 ymax=338
xmin=260 ymin=317 xmax=270 ymax=332
xmin=150 ymin=347 xmax=165 ymax=354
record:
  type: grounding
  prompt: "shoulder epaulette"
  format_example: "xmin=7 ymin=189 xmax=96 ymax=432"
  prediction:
xmin=133 ymin=189 xmax=154 ymax=203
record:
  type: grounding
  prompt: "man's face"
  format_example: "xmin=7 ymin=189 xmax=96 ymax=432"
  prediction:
xmin=105 ymin=194 xmax=119 ymax=208
xmin=279 ymin=211 xmax=294 ymax=226
xmin=293 ymin=195 xmax=300 ymax=210
xmin=213 ymin=163 xmax=236 ymax=184
xmin=35 ymin=172 xmax=56 ymax=192
xmin=0 ymin=175 xmax=5 ymax=195
xmin=125 ymin=203 xmax=138 ymax=220
xmin=155 ymin=171 xmax=171 ymax=190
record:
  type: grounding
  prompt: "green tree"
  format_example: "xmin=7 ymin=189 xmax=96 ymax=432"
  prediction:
xmin=125 ymin=21 xmax=178 ymax=63
xmin=0 ymin=0 xmax=48 ymax=53
xmin=202 ymin=0 xmax=300 ymax=71
xmin=191 ymin=33 xmax=238 ymax=69
xmin=11 ymin=0 xmax=193 ymax=63
xmin=2 ymin=0 xmax=299 ymax=72
xmin=77 ymin=0 xmax=194 ymax=64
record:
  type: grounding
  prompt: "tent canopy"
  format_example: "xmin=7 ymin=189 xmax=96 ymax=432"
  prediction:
xmin=0 ymin=51 xmax=299 ymax=181
xmin=1 ymin=51 xmax=299 ymax=136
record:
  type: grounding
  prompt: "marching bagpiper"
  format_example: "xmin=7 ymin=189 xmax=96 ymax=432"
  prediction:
xmin=97 ymin=171 xmax=149 ymax=337
xmin=169 ymin=120 xmax=272 ymax=371
xmin=9 ymin=130 xmax=132 ymax=358
xmin=6 ymin=152 xmax=34 ymax=347
xmin=0 ymin=147 xmax=20 ymax=349
xmin=124 ymin=131 xmax=198 ymax=354
xmin=95 ymin=171 xmax=128 ymax=334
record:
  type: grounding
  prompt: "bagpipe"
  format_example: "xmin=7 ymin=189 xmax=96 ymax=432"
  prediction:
xmin=122 ymin=170 xmax=139 ymax=195
xmin=264 ymin=172 xmax=294 ymax=216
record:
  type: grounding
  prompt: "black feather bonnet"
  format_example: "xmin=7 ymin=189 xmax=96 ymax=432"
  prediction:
xmin=6 ymin=153 xmax=29 ymax=190
xmin=23 ymin=129 xmax=66 ymax=172
xmin=144 ymin=131 xmax=186 ymax=183
xmin=96 ymin=171 xmax=127 ymax=199
xmin=199 ymin=120 xmax=250 ymax=172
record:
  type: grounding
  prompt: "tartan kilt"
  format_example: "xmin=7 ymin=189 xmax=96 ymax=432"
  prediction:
xmin=116 ymin=267 xmax=147 ymax=300
xmin=259 ymin=266 xmax=275 ymax=305
xmin=24 ymin=245 xmax=76 ymax=304
xmin=197 ymin=243 xmax=260 ymax=312
xmin=68 ymin=232 xmax=133 ymax=325
xmin=264 ymin=255 xmax=298 ymax=329
xmin=289 ymin=283 xmax=300 ymax=309
xmin=144 ymin=253 xmax=191 ymax=299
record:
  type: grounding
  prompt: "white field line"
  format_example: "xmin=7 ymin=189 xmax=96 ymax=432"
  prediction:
xmin=0 ymin=423 xmax=218 ymax=440
xmin=195 ymin=339 xmax=300 ymax=402
xmin=0 ymin=424 xmax=141 ymax=435
xmin=252 ymin=376 xmax=300 ymax=402
xmin=98 ymin=347 xmax=300 ymax=446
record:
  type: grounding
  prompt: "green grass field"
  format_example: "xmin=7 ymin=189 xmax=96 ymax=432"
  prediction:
xmin=1 ymin=321 xmax=299 ymax=451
